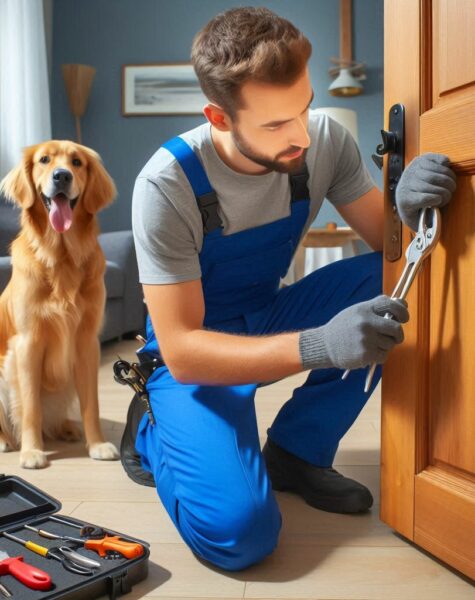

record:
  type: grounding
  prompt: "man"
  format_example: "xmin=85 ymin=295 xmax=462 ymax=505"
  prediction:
xmin=125 ymin=7 xmax=456 ymax=571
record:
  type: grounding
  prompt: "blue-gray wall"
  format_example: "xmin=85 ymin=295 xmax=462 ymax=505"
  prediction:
xmin=52 ymin=0 xmax=383 ymax=232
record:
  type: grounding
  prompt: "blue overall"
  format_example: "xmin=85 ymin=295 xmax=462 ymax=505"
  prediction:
xmin=135 ymin=136 xmax=383 ymax=571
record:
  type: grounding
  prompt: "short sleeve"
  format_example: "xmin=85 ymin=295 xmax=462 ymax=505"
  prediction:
xmin=325 ymin=118 xmax=376 ymax=206
xmin=132 ymin=176 xmax=202 ymax=284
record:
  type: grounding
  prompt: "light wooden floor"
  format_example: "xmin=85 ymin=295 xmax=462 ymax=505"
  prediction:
xmin=2 ymin=339 xmax=474 ymax=599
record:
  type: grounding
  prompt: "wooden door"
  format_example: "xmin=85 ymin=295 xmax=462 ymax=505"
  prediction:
xmin=382 ymin=0 xmax=475 ymax=580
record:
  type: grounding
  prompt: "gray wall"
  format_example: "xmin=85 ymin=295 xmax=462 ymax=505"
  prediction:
xmin=52 ymin=0 xmax=383 ymax=232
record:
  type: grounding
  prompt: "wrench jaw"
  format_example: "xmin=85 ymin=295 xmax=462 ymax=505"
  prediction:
xmin=415 ymin=206 xmax=441 ymax=259
xmin=362 ymin=206 xmax=442 ymax=392
xmin=393 ymin=207 xmax=442 ymax=301
xmin=424 ymin=206 xmax=441 ymax=251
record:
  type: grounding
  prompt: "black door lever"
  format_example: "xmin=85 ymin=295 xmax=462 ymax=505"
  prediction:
xmin=372 ymin=104 xmax=405 ymax=261
xmin=372 ymin=130 xmax=398 ymax=169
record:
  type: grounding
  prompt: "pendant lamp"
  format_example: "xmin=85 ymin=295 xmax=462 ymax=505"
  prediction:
xmin=328 ymin=0 xmax=366 ymax=97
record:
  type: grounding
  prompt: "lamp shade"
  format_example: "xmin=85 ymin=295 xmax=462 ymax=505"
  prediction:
xmin=310 ymin=107 xmax=358 ymax=142
xmin=328 ymin=68 xmax=363 ymax=97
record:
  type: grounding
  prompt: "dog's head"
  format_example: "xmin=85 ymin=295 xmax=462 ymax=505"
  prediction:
xmin=0 ymin=140 xmax=116 ymax=233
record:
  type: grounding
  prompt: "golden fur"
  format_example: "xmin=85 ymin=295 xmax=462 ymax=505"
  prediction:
xmin=0 ymin=140 xmax=119 ymax=468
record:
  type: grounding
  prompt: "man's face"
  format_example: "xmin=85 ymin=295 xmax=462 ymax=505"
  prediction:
xmin=230 ymin=68 xmax=313 ymax=174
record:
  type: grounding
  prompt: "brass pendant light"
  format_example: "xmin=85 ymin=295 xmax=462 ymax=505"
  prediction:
xmin=328 ymin=0 xmax=366 ymax=97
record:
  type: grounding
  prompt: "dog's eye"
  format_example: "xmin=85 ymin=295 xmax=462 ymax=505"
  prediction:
xmin=39 ymin=156 xmax=50 ymax=164
xmin=72 ymin=158 xmax=82 ymax=167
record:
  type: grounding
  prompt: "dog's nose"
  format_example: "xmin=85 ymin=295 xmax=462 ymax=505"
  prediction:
xmin=52 ymin=169 xmax=72 ymax=186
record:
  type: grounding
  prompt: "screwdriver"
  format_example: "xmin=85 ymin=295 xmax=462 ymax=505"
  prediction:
xmin=24 ymin=524 xmax=85 ymax=545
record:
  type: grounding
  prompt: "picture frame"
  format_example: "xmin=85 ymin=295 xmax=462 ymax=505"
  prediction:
xmin=122 ymin=62 xmax=208 ymax=116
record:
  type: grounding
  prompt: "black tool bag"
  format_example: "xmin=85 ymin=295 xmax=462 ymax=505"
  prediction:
xmin=0 ymin=474 xmax=149 ymax=599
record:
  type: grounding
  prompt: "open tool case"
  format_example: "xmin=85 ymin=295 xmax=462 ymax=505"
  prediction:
xmin=0 ymin=475 xmax=149 ymax=599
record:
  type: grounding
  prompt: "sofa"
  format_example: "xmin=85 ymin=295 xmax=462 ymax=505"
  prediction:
xmin=0 ymin=201 xmax=145 ymax=343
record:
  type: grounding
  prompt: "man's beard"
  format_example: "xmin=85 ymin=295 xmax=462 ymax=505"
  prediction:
xmin=231 ymin=127 xmax=307 ymax=174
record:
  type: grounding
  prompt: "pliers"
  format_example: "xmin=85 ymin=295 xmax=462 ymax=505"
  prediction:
xmin=46 ymin=546 xmax=99 ymax=575
xmin=342 ymin=206 xmax=442 ymax=391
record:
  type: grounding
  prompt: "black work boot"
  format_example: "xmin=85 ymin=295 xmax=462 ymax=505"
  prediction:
xmin=262 ymin=438 xmax=373 ymax=513
xmin=120 ymin=394 xmax=156 ymax=487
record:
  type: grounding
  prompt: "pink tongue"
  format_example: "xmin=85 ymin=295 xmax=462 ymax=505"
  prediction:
xmin=49 ymin=196 xmax=73 ymax=232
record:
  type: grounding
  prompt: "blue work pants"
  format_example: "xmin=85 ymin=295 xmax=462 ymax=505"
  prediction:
xmin=135 ymin=251 xmax=383 ymax=571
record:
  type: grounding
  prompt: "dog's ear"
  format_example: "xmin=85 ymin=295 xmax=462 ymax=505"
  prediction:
xmin=81 ymin=147 xmax=116 ymax=214
xmin=0 ymin=147 xmax=37 ymax=208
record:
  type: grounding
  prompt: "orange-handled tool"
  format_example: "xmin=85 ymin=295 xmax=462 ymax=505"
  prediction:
xmin=84 ymin=536 xmax=144 ymax=559
xmin=25 ymin=524 xmax=144 ymax=560
xmin=45 ymin=516 xmax=145 ymax=559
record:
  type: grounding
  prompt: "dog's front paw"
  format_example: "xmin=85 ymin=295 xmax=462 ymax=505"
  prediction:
xmin=89 ymin=441 xmax=120 ymax=461
xmin=20 ymin=449 xmax=48 ymax=469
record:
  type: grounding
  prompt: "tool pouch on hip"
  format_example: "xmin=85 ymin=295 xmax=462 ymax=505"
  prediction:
xmin=112 ymin=355 xmax=163 ymax=426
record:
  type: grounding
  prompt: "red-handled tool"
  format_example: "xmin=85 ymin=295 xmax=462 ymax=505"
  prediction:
xmin=0 ymin=550 xmax=52 ymax=591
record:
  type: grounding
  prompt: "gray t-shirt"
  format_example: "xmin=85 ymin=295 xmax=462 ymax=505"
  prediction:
xmin=132 ymin=112 xmax=375 ymax=284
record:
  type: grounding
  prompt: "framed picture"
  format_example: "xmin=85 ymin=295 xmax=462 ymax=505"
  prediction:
xmin=122 ymin=62 xmax=208 ymax=116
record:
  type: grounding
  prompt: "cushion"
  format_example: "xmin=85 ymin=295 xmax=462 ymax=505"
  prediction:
xmin=104 ymin=260 xmax=125 ymax=299
xmin=0 ymin=257 xmax=12 ymax=292
xmin=0 ymin=201 xmax=20 ymax=256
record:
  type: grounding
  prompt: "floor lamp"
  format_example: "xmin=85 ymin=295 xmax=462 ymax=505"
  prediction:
xmin=61 ymin=64 xmax=96 ymax=144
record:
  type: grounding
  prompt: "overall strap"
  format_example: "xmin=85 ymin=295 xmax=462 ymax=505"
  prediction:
xmin=289 ymin=162 xmax=310 ymax=202
xmin=162 ymin=136 xmax=223 ymax=234
xmin=288 ymin=162 xmax=311 ymax=250
xmin=163 ymin=136 xmax=309 ymax=232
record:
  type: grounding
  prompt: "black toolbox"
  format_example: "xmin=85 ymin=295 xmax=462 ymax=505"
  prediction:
xmin=0 ymin=474 xmax=149 ymax=599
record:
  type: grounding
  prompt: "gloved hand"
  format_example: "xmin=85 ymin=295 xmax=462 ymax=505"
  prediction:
xmin=299 ymin=295 xmax=409 ymax=371
xmin=395 ymin=152 xmax=456 ymax=231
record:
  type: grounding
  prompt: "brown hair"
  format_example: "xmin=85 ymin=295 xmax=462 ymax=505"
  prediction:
xmin=191 ymin=7 xmax=312 ymax=118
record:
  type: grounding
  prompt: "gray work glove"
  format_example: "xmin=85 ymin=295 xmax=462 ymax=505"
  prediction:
xmin=299 ymin=295 xmax=409 ymax=371
xmin=395 ymin=152 xmax=456 ymax=231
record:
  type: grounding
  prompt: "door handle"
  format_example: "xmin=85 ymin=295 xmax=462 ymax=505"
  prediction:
xmin=372 ymin=103 xmax=405 ymax=261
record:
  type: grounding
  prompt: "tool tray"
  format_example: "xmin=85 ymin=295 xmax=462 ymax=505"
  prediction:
xmin=0 ymin=474 xmax=149 ymax=599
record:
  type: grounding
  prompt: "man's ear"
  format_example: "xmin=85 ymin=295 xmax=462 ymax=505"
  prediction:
xmin=0 ymin=147 xmax=37 ymax=208
xmin=203 ymin=103 xmax=232 ymax=132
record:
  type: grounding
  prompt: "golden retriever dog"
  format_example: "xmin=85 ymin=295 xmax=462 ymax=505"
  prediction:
xmin=0 ymin=140 xmax=120 ymax=468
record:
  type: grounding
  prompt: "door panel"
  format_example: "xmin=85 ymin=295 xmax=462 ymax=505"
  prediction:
xmin=382 ymin=0 xmax=475 ymax=580
xmin=433 ymin=0 xmax=474 ymax=97
xmin=429 ymin=175 xmax=475 ymax=476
